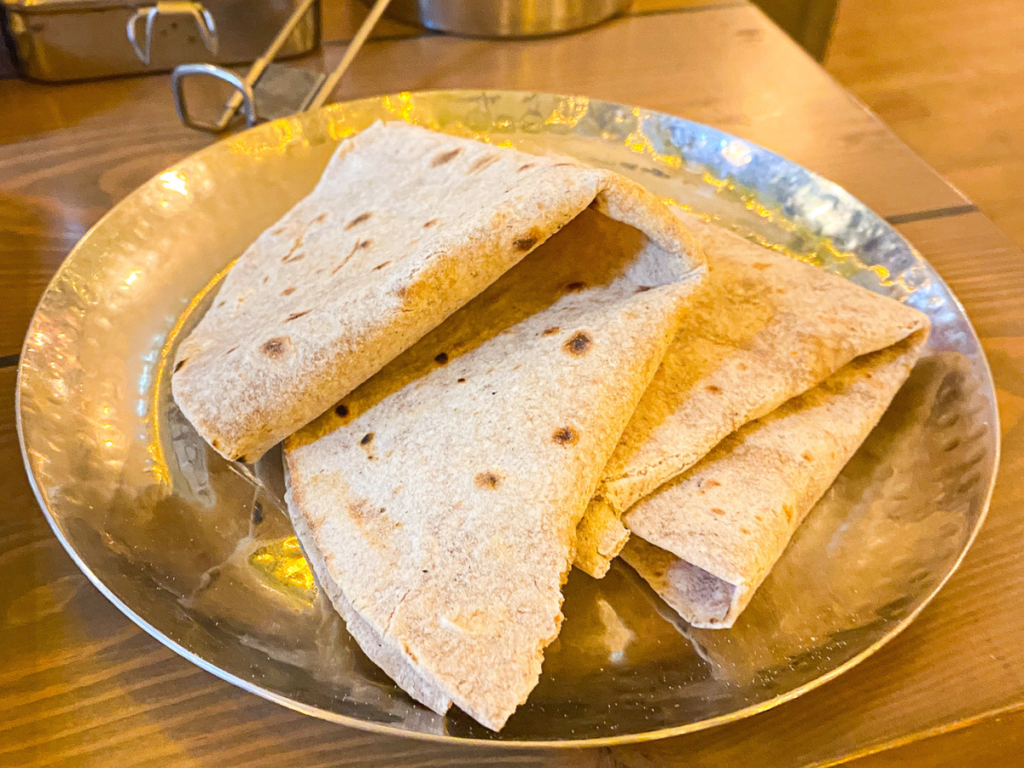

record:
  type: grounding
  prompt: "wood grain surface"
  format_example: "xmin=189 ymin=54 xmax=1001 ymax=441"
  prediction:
xmin=827 ymin=0 xmax=1024 ymax=251
xmin=3 ymin=1 xmax=1024 ymax=766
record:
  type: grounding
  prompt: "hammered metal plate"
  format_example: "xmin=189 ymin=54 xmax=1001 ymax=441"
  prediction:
xmin=17 ymin=91 xmax=999 ymax=745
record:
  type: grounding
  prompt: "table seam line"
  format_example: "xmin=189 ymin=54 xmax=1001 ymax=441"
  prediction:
xmin=885 ymin=204 xmax=980 ymax=225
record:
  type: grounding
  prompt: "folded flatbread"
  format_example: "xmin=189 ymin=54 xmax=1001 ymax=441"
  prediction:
xmin=284 ymin=202 xmax=703 ymax=730
xmin=574 ymin=215 xmax=930 ymax=577
xmin=621 ymin=333 xmax=926 ymax=628
xmin=173 ymin=121 xmax=698 ymax=463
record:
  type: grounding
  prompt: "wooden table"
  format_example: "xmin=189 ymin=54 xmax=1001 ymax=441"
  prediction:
xmin=2 ymin=2 xmax=1023 ymax=765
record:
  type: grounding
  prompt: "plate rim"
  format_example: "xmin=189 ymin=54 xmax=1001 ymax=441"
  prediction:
xmin=16 ymin=88 xmax=1002 ymax=748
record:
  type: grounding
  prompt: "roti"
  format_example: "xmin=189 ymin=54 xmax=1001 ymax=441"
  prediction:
xmin=574 ymin=215 xmax=930 ymax=577
xmin=621 ymin=333 xmax=927 ymax=628
xmin=284 ymin=202 xmax=703 ymax=729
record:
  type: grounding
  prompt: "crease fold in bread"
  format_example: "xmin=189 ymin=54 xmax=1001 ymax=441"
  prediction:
xmin=621 ymin=332 xmax=927 ymax=628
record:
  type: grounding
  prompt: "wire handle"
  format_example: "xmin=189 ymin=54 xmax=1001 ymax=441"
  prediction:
xmin=171 ymin=0 xmax=392 ymax=133
xmin=127 ymin=1 xmax=218 ymax=66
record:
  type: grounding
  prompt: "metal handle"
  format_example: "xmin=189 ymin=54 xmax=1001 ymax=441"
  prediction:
xmin=171 ymin=63 xmax=255 ymax=132
xmin=306 ymin=0 xmax=392 ymax=111
xmin=127 ymin=1 xmax=219 ymax=66
xmin=171 ymin=0 xmax=391 ymax=133
xmin=211 ymin=0 xmax=319 ymax=131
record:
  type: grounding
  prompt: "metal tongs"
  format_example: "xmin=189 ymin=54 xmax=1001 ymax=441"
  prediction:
xmin=171 ymin=0 xmax=393 ymax=133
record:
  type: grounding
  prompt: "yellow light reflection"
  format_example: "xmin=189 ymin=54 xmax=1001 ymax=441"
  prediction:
xmin=382 ymin=91 xmax=416 ymax=124
xmin=623 ymin=108 xmax=682 ymax=169
xmin=249 ymin=536 xmax=317 ymax=604
xmin=327 ymin=122 xmax=356 ymax=142
xmin=159 ymin=170 xmax=189 ymax=196
xmin=227 ymin=119 xmax=298 ymax=157
xmin=545 ymin=96 xmax=590 ymax=128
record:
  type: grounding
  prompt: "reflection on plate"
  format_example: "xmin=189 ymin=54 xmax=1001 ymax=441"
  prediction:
xmin=17 ymin=91 xmax=998 ymax=745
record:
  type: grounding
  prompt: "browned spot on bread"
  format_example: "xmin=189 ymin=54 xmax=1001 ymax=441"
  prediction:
xmin=434 ymin=352 xmax=449 ymax=365
xmin=272 ymin=227 xmax=285 ymax=236
xmin=542 ymin=326 xmax=561 ymax=336
xmin=335 ymin=404 xmax=349 ymax=417
xmin=739 ymin=527 xmax=750 ymax=535
xmin=635 ymin=285 xmax=653 ymax=293
xmin=518 ymin=163 xmax=536 ymax=172
xmin=226 ymin=346 xmax=238 ymax=355
xmin=345 ymin=212 xmax=371 ymax=229
xmin=738 ymin=362 xmax=748 ymax=371
xmin=174 ymin=359 xmax=187 ymax=373
xmin=423 ymin=218 xmax=439 ymax=228
xmin=285 ymin=310 xmax=311 ymax=322
xmin=552 ymin=162 xmax=577 ymax=167
xmin=262 ymin=276 xmax=269 ymax=284
xmin=260 ymin=337 xmax=289 ymax=359
xmin=373 ymin=261 xmax=391 ymax=271
xmin=312 ymin=212 xmax=328 ymax=225
xmin=431 ymin=148 xmax=463 ymax=167
xmin=552 ymin=426 xmax=579 ymax=446
xmin=801 ymin=451 xmax=814 ymax=462
xmin=514 ymin=236 xmax=538 ymax=251
xmin=783 ymin=504 xmax=794 ymax=522
xmin=360 ymin=433 xmax=374 ymax=446
xmin=217 ymin=300 xmax=226 ymax=308
xmin=281 ymin=287 xmax=296 ymax=296
xmin=755 ymin=515 xmax=764 ymax=522
xmin=282 ymin=234 xmax=304 ymax=262
xmin=475 ymin=471 xmax=502 ymax=489
xmin=564 ymin=331 xmax=592 ymax=355
xmin=752 ymin=262 xmax=772 ymax=270
xmin=565 ymin=282 xmax=587 ymax=292
xmin=704 ymin=479 xmax=721 ymax=489
xmin=711 ymin=507 xmax=726 ymax=516
xmin=457 ymin=377 xmax=467 ymax=383
xmin=332 ymin=239 xmax=371 ymax=275
xmin=469 ymin=154 xmax=499 ymax=173
xmin=706 ymin=384 xmax=721 ymax=393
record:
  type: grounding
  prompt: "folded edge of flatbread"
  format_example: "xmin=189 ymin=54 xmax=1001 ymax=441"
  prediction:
xmin=173 ymin=122 xmax=702 ymax=463
xmin=574 ymin=214 xmax=930 ymax=578
xmin=621 ymin=331 xmax=928 ymax=628
xmin=283 ymin=202 xmax=704 ymax=730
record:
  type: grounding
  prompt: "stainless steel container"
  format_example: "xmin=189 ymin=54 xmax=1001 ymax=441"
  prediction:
xmin=4 ymin=0 xmax=319 ymax=82
xmin=382 ymin=0 xmax=631 ymax=37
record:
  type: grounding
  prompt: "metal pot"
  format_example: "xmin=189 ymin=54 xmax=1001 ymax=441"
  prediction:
xmin=383 ymin=0 xmax=631 ymax=38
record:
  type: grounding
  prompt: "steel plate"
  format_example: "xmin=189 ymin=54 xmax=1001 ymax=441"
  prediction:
xmin=17 ymin=90 xmax=999 ymax=745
